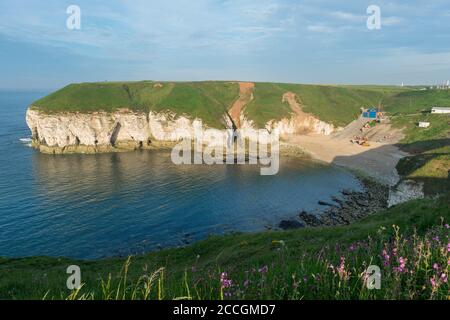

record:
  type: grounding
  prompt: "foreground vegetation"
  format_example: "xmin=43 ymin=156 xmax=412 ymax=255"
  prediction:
xmin=0 ymin=196 xmax=448 ymax=300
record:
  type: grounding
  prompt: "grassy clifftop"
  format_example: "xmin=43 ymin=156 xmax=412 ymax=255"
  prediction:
xmin=32 ymin=81 xmax=240 ymax=128
xmin=245 ymin=83 xmax=407 ymax=127
xmin=32 ymin=81 xmax=414 ymax=128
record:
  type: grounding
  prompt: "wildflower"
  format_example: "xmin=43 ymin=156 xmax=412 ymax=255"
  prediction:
xmin=258 ymin=265 xmax=268 ymax=274
xmin=392 ymin=247 xmax=398 ymax=257
xmin=433 ymin=263 xmax=440 ymax=271
xmin=243 ymin=279 xmax=249 ymax=288
xmin=447 ymin=243 xmax=450 ymax=253
xmin=430 ymin=276 xmax=438 ymax=289
xmin=328 ymin=264 xmax=335 ymax=273
xmin=432 ymin=236 xmax=440 ymax=242
xmin=393 ymin=257 xmax=408 ymax=273
xmin=445 ymin=224 xmax=449 ymax=229
xmin=381 ymin=249 xmax=390 ymax=266
xmin=337 ymin=256 xmax=350 ymax=280
xmin=348 ymin=243 xmax=356 ymax=251
xmin=220 ymin=272 xmax=232 ymax=289
xmin=440 ymin=273 xmax=448 ymax=283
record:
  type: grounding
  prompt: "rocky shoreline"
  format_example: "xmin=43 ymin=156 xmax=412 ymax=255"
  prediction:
xmin=279 ymin=176 xmax=389 ymax=229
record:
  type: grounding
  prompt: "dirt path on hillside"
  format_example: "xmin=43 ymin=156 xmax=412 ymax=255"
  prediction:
xmin=229 ymin=82 xmax=254 ymax=128
xmin=282 ymin=92 xmax=304 ymax=116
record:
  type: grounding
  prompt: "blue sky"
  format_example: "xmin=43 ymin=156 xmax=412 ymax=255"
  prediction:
xmin=1 ymin=0 xmax=450 ymax=90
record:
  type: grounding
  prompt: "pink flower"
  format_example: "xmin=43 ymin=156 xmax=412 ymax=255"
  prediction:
xmin=392 ymin=248 xmax=398 ymax=257
xmin=440 ymin=273 xmax=448 ymax=283
xmin=393 ymin=257 xmax=408 ymax=273
xmin=430 ymin=276 xmax=437 ymax=289
xmin=337 ymin=256 xmax=350 ymax=280
xmin=433 ymin=263 xmax=440 ymax=271
xmin=381 ymin=249 xmax=390 ymax=266
xmin=258 ymin=265 xmax=268 ymax=274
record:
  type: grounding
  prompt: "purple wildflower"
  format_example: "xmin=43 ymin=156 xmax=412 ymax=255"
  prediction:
xmin=258 ymin=265 xmax=268 ymax=274
xmin=382 ymin=249 xmax=390 ymax=266
xmin=220 ymin=272 xmax=232 ymax=289
xmin=393 ymin=257 xmax=408 ymax=273
xmin=392 ymin=247 xmax=398 ymax=257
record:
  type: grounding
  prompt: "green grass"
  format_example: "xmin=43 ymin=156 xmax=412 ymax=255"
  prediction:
xmin=32 ymin=81 xmax=240 ymax=128
xmin=244 ymin=83 xmax=406 ymax=128
xmin=391 ymin=112 xmax=449 ymax=196
xmin=384 ymin=89 xmax=450 ymax=115
xmin=243 ymin=83 xmax=293 ymax=128
xmin=33 ymin=81 xmax=411 ymax=129
xmin=1 ymin=196 xmax=448 ymax=300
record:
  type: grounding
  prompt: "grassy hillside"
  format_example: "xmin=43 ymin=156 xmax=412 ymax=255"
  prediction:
xmin=32 ymin=81 xmax=240 ymax=128
xmin=393 ymin=113 xmax=449 ymax=195
xmin=243 ymin=83 xmax=293 ymax=128
xmin=33 ymin=81 xmax=410 ymax=129
xmin=244 ymin=83 xmax=406 ymax=128
xmin=384 ymin=89 xmax=450 ymax=115
xmin=0 ymin=196 xmax=448 ymax=300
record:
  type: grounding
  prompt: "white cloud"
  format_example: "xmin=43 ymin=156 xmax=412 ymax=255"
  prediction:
xmin=307 ymin=25 xmax=336 ymax=33
xmin=382 ymin=16 xmax=403 ymax=26
xmin=330 ymin=11 xmax=364 ymax=23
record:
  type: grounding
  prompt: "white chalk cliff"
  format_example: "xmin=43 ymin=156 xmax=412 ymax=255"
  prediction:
xmin=26 ymin=103 xmax=337 ymax=154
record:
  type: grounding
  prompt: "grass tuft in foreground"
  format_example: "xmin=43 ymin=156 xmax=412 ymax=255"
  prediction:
xmin=65 ymin=219 xmax=449 ymax=300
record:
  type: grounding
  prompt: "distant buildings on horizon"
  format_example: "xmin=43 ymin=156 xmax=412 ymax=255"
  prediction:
xmin=401 ymin=80 xmax=450 ymax=90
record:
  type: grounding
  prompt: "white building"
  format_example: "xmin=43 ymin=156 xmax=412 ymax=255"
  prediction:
xmin=431 ymin=107 xmax=450 ymax=114
xmin=418 ymin=122 xmax=430 ymax=128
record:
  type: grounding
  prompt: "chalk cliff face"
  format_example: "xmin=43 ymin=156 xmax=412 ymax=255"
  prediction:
xmin=26 ymin=106 xmax=337 ymax=154
xmin=238 ymin=114 xmax=336 ymax=138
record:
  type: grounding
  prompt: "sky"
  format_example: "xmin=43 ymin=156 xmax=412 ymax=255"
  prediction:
xmin=1 ymin=0 xmax=450 ymax=90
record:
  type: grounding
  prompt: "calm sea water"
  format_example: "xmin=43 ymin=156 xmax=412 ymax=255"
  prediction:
xmin=0 ymin=91 xmax=362 ymax=259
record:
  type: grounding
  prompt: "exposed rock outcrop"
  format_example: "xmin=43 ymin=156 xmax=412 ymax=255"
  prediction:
xmin=388 ymin=179 xmax=424 ymax=207
xmin=297 ymin=178 xmax=389 ymax=227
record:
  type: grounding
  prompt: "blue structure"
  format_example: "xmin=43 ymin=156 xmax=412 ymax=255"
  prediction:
xmin=362 ymin=108 xmax=378 ymax=119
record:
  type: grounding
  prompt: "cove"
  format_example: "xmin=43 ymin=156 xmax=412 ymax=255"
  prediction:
xmin=0 ymin=91 xmax=363 ymax=260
